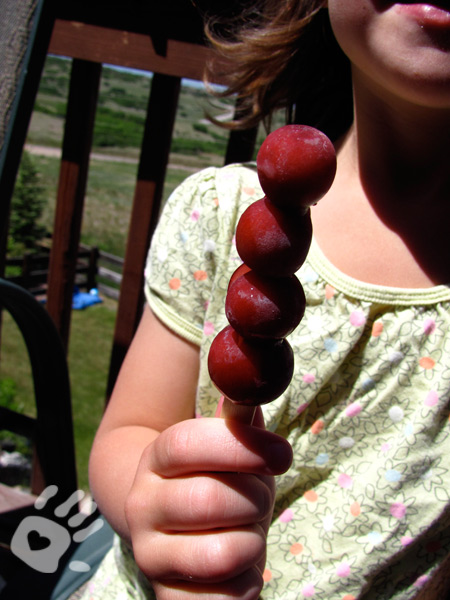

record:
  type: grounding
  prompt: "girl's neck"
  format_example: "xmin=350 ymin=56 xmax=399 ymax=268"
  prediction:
xmin=348 ymin=69 xmax=450 ymax=210
xmin=311 ymin=73 xmax=450 ymax=288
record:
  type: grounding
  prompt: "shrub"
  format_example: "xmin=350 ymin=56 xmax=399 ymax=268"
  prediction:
xmin=8 ymin=151 xmax=46 ymax=255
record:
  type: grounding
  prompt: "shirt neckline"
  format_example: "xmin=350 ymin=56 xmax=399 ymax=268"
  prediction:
xmin=307 ymin=238 xmax=450 ymax=306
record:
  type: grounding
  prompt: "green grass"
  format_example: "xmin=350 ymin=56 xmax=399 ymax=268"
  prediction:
xmin=30 ymin=154 xmax=197 ymax=257
xmin=0 ymin=299 xmax=117 ymax=491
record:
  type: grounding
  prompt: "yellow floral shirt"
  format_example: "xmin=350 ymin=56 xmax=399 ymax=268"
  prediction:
xmin=84 ymin=164 xmax=450 ymax=600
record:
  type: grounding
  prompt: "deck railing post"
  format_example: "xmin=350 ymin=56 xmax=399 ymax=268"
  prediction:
xmin=106 ymin=72 xmax=181 ymax=399
xmin=46 ymin=58 xmax=101 ymax=351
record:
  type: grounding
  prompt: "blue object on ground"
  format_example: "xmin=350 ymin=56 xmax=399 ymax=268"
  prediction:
xmin=72 ymin=288 xmax=103 ymax=310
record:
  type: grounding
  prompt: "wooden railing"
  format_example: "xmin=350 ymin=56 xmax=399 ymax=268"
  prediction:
xmin=1 ymin=1 xmax=258 ymax=401
xmin=5 ymin=244 xmax=125 ymax=300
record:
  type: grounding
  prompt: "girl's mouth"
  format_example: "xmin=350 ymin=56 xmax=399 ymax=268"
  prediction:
xmin=394 ymin=3 xmax=450 ymax=28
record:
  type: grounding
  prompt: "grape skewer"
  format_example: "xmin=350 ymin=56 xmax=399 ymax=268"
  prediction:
xmin=208 ymin=124 xmax=336 ymax=423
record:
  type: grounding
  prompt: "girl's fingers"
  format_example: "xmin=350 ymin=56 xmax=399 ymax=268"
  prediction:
xmin=133 ymin=524 xmax=266 ymax=584
xmin=145 ymin=473 xmax=273 ymax=531
xmin=152 ymin=567 xmax=264 ymax=600
xmin=145 ymin=417 xmax=292 ymax=478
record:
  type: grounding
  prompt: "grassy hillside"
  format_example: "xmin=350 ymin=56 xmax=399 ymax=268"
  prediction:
xmin=25 ymin=55 xmax=255 ymax=257
xmin=27 ymin=55 xmax=236 ymax=160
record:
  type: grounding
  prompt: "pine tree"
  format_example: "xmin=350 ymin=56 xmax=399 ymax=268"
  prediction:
xmin=8 ymin=151 xmax=46 ymax=254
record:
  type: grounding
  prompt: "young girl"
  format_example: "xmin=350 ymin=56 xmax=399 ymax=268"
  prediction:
xmin=83 ymin=1 xmax=450 ymax=598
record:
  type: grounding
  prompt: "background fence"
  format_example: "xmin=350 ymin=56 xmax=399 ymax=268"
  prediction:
xmin=5 ymin=242 xmax=123 ymax=300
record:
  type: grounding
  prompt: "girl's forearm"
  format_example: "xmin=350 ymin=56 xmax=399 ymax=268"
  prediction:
xmin=88 ymin=424 xmax=160 ymax=542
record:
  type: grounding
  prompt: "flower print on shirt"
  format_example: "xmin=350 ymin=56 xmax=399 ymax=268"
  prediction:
xmin=373 ymin=490 xmax=418 ymax=529
xmin=279 ymin=533 xmax=311 ymax=565
xmin=342 ymin=493 xmax=372 ymax=528
xmin=325 ymin=553 xmax=364 ymax=591
xmin=411 ymin=456 xmax=449 ymax=498
xmin=376 ymin=458 xmax=410 ymax=491
xmin=312 ymin=505 xmax=343 ymax=549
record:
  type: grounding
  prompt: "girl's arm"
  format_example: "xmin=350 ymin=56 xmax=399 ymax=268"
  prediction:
xmin=88 ymin=304 xmax=292 ymax=598
xmin=88 ymin=304 xmax=200 ymax=540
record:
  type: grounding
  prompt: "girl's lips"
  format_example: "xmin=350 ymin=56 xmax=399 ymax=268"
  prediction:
xmin=394 ymin=3 xmax=450 ymax=28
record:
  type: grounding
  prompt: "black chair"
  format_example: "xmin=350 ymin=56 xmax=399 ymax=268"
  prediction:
xmin=0 ymin=278 xmax=113 ymax=599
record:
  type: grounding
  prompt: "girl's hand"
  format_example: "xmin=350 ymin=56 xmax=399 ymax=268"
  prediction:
xmin=124 ymin=411 xmax=292 ymax=599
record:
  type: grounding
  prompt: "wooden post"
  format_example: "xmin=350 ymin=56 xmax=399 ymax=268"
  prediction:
xmin=87 ymin=246 xmax=99 ymax=291
xmin=46 ymin=59 xmax=101 ymax=351
xmin=224 ymin=97 xmax=259 ymax=165
xmin=22 ymin=252 xmax=33 ymax=290
xmin=106 ymin=73 xmax=181 ymax=399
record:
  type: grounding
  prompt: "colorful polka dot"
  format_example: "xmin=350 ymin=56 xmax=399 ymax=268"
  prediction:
xmin=343 ymin=595 xmax=356 ymax=600
xmin=362 ymin=378 xmax=375 ymax=392
xmin=307 ymin=315 xmax=322 ymax=331
xmin=425 ymin=391 xmax=439 ymax=407
xmin=345 ymin=402 xmax=362 ymax=417
xmin=372 ymin=321 xmax=383 ymax=337
xmin=316 ymin=453 xmax=329 ymax=466
xmin=304 ymin=490 xmax=318 ymax=503
xmin=385 ymin=469 xmax=402 ymax=482
xmin=279 ymin=508 xmax=294 ymax=523
xmin=401 ymin=535 xmax=413 ymax=546
xmin=404 ymin=423 xmax=414 ymax=436
xmin=203 ymin=239 xmax=216 ymax=252
xmin=242 ymin=186 xmax=256 ymax=195
xmin=303 ymin=373 xmax=316 ymax=384
xmin=169 ymin=277 xmax=181 ymax=290
xmin=203 ymin=321 xmax=214 ymax=336
xmin=263 ymin=568 xmax=272 ymax=582
xmin=157 ymin=247 xmax=168 ymax=262
xmin=367 ymin=530 xmax=383 ymax=544
xmin=311 ymin=419 xmax=325 ymax=434
xmin=324 ymin=338 xmax=338 ymax=352
xmin=390 ymin=502 xmax=406 ymax=519
xmin=414 ymin=574 xmax=429 ymax=588
xmin=389 ymin=406 xmax=404 ymax=422
xmin=290 ymin=542 xmax=304 ymax=555
xmin=350 ymin=501 xmax=361 ymax=517
xmin=389 ymin=351 xmax=404 ymax=364
xmin=323 ymin=514 xmax=335 ymax=531
xmin=336 ymin=561 xmax=351 ymax=577
xmin=419 ymin=356 xmax=435 ymax=370
xmin=303 ymin=269 xmax=319 ymax=283
xmin=193 ymin=270 xmax=208 ymax=281
xmin=190 ymin=209 xmax=200 ymax=221
xmin=302 ymin=583 xmax=315 ymax=597
xmin=338 ymin=473 xmax=353 ymax=489
xmin=297 ymin=402 xmax=309 ymax=414
xmin=325 ymin=284 xmax=335 ymax=299
xmin=339 ymin=436 xmax=355 ymax=449
xmin=423 ymin=318 xmax=436 ymax=335
xmin=350 ymin=310 xmax=366 ymax=327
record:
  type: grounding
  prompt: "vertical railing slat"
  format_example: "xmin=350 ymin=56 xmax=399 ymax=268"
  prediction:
xmin=46 ymin=58 xmax=101 ymax=351
xmin=106 ymin=72 xmax=181 ymax=398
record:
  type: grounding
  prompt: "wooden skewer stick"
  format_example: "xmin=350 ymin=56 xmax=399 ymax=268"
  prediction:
xmin=218 ymin=396 xmax=256 ymax=425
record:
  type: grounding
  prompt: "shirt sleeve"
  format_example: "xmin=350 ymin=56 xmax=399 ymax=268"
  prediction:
xmin=144 ymin=163 xmax=261 ymax=346
xmin=143 ymin=167 xmax=218 ymax=345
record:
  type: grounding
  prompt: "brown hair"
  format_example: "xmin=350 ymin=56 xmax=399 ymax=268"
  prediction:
xmin=204 ymin=0 xmax=353 ymax=141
